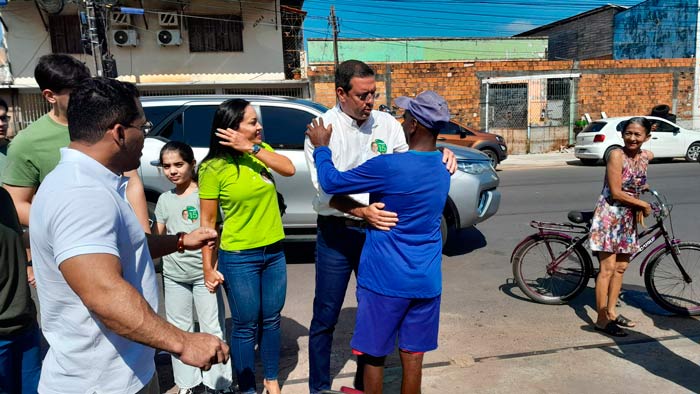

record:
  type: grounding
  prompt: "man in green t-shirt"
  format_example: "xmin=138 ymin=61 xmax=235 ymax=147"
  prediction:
xmin=2 ymin=54 xmax=151 ymax=286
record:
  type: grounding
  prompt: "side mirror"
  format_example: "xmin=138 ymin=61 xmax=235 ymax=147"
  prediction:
xmin=459 ymin=131 xmax=468 ymax=138
xmin=673 ymin=127 xmax=680 ymax=134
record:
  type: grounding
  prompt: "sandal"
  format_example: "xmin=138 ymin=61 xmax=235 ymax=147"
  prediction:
xmin=594 ymin=322 xmax=629 ymax=337
xmin=613 ymin=314 xmax=636 ymax=328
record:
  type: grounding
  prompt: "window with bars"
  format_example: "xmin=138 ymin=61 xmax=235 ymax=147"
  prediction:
xmin=49 ymin=14 xmax=86 ymax=54
xmin=188 ymin=15 xmax=243 ymax=52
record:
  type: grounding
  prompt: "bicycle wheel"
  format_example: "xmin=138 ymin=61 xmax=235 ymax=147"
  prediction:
xmin=644 ymin=242 xmax=700 ymax=316
xmin=512 ymin=234 xmax=592 ymax=304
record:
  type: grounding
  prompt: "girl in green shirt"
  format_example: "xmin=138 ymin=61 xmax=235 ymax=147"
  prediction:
xmin=199 ymin=99 xmax=295 ymax=394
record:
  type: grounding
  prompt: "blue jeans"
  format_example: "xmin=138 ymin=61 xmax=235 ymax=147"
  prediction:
xmin=309 ymin=217 xmax=366 ymax=394
xmin=0 ymin=324 xmax=42 ymax=394
xmin=219 ymin=242 xmax=287 ymax=394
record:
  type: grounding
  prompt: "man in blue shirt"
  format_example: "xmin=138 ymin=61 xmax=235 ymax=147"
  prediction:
xmin=306 ymin=90 xmax=451 ymax=394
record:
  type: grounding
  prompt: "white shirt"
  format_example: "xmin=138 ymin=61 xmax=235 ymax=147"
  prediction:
xmin=304 ymin=104 xmax=408 ymax=217
xmin=30 ymin=148 xmax=158 ymax=394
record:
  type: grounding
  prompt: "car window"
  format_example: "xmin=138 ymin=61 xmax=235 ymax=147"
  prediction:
xmin=440 ymin=122 xmax=461 ymax=135
xmin=650 ymin=120 xmax=677 ymax=133
xmin=584 ymin=121 xmax=607 ymax=133
xmin=260 ymin=106 xmax=315 ymax=149
xmin=143 ymin=105 xmax=179 ymax=128
xmin=155 ymin=112 xmax=184 ymax=142
xmin=182 ymin=105 xmax=218 ymax=148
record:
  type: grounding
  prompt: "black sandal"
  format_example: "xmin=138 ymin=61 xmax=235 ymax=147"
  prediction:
xmin=595 ymin=322 xmax=629 ymax=337
xmin=613 ymin=314 xmax=636 ymax=328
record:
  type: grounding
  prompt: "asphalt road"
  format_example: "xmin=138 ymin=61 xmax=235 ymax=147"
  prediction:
xmin=274 ymin=160 xmax=700 ymax=393
xmin=147 ymin=159 xmax=700 ymax=393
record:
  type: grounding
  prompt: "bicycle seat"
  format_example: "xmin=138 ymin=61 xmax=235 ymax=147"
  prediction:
xmin=568 ymin=210 xmax=594 ymax=224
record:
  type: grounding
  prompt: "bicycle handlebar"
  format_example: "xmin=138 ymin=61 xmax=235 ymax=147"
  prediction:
xmin=644 ymin=188 xmax=671 ymax=220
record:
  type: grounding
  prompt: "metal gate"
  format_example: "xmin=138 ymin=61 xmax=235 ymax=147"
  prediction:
xmin=483 ymin=74 xmax=579 ymax=154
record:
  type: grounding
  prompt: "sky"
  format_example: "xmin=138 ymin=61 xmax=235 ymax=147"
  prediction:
xmin=301 ymin=0 xmax=644 ymax=40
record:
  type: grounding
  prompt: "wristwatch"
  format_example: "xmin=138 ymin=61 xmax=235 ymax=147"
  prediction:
xmin=251 ymin=144 xmax=262 ymax=155
xmin=176 ymin=232 xmax=186 ymax=253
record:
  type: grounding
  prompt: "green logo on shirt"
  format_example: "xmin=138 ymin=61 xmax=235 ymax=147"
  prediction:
xmin=181 ymin=206 xmax=199 ymax=223
xmin=371 ymin=139 xmax=387 ymax=154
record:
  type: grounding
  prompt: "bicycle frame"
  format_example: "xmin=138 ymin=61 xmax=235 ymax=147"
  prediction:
xmin=528 ymin=212 xmax=686 ymax=280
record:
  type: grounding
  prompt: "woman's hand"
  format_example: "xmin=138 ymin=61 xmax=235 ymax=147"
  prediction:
xmin=642 ymin=201 xmax=652 ymax=217
xmin=204 ymin=270 xmax=224 ymax=293
xmin=216 ymin=128 xmax=254 ymax=153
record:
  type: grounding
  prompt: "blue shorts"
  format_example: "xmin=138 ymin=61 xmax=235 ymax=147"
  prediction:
xmin=350 ymin=286 xmax=441 ymax=357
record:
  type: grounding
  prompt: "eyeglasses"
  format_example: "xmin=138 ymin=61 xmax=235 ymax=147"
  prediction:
xmin=130 ymin=120 xmax=153 ymax=135
xmin=355 ymin=92 xmax=380 ymax=102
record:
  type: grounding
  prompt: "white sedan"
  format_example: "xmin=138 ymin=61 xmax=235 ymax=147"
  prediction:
xmin=575 ymin=116 xmax=700 ymax=165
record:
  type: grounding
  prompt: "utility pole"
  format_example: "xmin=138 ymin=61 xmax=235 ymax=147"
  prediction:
xmin=84 ymin=0 xmax=103 ymax=76
xmin=330 ymin=6 xmax=339 ymax=69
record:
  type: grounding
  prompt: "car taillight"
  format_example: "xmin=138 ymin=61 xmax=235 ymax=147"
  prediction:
xmin=593 ymin=134 xmax=606 ymax=143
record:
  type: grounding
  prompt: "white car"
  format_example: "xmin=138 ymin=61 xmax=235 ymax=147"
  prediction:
xmin=575 ymin=116 xmax=700 ymax=165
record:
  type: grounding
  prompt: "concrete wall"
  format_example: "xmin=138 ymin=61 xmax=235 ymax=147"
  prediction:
xmin=614 ymin=0 xmax=696 ymax=59
xmin=2 ymin=0 xmax=284 ymax=81
xmin=307 ymin=38 xmax=547 ymax=64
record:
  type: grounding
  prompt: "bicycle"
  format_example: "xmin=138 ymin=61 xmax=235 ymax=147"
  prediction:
xmin=510 ymin=189 xmax=700 ymax=316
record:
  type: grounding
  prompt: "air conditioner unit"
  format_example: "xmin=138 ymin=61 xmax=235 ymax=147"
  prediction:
xmin=158 ymin=12 xmax=179 ymax=27
xmin=111 ymin=12 xmax=131 ymax=27
xmin=112 ymin=29 xmax=139 ymax=46
xmin=157 ymin=30 xmax=181 ymax=46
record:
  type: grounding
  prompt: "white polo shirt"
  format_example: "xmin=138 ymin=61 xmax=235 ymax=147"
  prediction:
xmin=304 ymin=105 xmax=408 ymax=217
xmin=30 ymin=148 xmax=158 ymax=394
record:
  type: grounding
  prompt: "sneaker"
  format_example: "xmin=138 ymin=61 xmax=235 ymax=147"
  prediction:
xmin=204 ymin=385 xmax=237 ymax=394
xmin=178 ymin=389 xmax=194 ymax=394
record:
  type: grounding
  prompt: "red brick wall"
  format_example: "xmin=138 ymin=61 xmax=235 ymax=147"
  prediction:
xmin=309 ymin=58 xmax=694 ymax=140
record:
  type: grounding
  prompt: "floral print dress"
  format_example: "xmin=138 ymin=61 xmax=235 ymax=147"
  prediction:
xmin=589 ymin=149 xmax=649 ymax=254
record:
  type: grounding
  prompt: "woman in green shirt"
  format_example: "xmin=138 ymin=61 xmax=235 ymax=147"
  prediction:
xmin=199 ymin=99 xmax=295 ymax=394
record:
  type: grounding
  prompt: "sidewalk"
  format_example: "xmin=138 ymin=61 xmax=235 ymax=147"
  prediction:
xmin=498 ymin=151 xmax=578 ymax=170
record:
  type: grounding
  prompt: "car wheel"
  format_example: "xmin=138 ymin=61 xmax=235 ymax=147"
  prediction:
xmin=440 ymin=215 xmax=449 ymax=247
xmin=481 ymin=149 xmax=499 ymax=168
xmin=579 ymin=158 xmax=598 ymax=166
xmin=603 ymin=145 xmax=622 ymax=164
xmin=685 ymin=142 xmax=700 ymax=162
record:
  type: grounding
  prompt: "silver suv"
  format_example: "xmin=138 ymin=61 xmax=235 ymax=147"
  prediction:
xmin=139 ymin=95 xmax=501 ymax=243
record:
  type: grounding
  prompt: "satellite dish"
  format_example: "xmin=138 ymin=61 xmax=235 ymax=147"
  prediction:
xmin=157 ymin=30 xmax=172 ymax=45
xmin=35 ymin=0 xmax=64 ymax=14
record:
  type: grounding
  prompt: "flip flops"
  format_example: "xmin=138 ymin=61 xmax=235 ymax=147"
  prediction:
xmin=595 ymin=321 xmax=629 ymax=337
xmin=613 ymin=314 xmax=636 ymax=328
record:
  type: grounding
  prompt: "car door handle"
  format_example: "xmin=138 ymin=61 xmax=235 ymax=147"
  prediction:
xmin=652 ymin=137 xmax=658 ymax=140
xmin=150 ymin=160 xmax=161 ymax=167
xmin=437 ymin=137 xmax=446 ymax=141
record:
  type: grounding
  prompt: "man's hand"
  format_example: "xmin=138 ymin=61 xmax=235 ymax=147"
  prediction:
xmin=357 ymin=202 xmax=398 ymax=231
xmin=178 ymin=332 xmax=230 ymax=371
xmin=183 ymin=228 xmax=217 ymax=250
xmin=27 ymin=266 xmax=36 ymax=288
xmin=216 ymin=128 xmax=253 ymax=153
xmin=305 ymin=118 xmax=333 ymax=147
xmin=441 ymin=147 xmax=457 ymax=174
xmin=204 ymin=270 xmax=225 ymax=293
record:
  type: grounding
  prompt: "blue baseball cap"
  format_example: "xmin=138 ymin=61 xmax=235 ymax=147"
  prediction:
xmin=394 ymin=90 xmax=450 ymax=130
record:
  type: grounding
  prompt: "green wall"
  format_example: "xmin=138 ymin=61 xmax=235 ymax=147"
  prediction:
xmin=307 ymin=39 xmax=548 ymax=63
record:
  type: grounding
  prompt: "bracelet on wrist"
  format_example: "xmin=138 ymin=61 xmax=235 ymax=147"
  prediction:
xmin=176 ymin=232 xmax=186 ymax=253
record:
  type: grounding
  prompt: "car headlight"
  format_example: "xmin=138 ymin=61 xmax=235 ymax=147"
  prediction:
xmin=496 ymin=135 xmax=505 ymax=143
xmin=457 ymin=160 xmax=492 ymax=174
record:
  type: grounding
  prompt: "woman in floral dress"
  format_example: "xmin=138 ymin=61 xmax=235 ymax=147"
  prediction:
xmin=590 ymin=117 xmax=653 ymax=337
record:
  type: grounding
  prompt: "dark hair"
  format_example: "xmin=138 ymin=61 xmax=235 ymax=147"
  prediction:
xmin=623 ymin=116 xmax=652 ymax=135
xmin=67 ymin=77 xmax=141 ymax=144
xmin=34 ymin=54 xmax=91 ymax=92
xmin=335 ymin=60 xmax=375 ymax=93
xmin=159 ymin=141 xmax=197 ymax=182
xmin=200 ymin=98 xmax=250 ymax=167
xmin=0 ymin=98 xmax=8 ymax=112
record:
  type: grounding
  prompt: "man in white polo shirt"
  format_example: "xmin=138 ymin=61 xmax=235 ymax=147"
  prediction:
xmin=29 ymin=77 xmax=229 ymax=394
xmin=304 ymin=60 xmax=456 ymax=393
